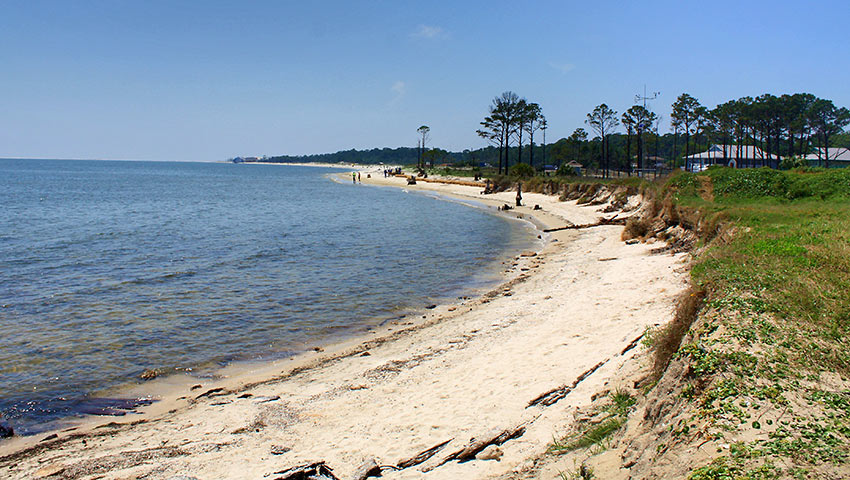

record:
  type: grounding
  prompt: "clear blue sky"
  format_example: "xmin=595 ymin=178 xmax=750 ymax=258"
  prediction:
xmin=2 ymin=0 xmax=848 ymax=161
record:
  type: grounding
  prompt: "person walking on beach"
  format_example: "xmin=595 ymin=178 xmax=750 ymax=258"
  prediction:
xmin=357 ymin=172 xmax=361 ymax=182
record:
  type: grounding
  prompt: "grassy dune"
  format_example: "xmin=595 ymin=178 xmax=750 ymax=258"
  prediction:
xmin=544 ymin=167 xmax=850 ymax=479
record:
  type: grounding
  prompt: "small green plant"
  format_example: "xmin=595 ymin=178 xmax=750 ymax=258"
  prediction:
xmin=608 ymin=389 xmax=636 ymax=416
xmin=551 ymin=390 xmax=636 ymax=454
xmin=550 ymin=417 xmax=624 ymax=453
xmin=558 ymin=464 xmax=595 ymax=480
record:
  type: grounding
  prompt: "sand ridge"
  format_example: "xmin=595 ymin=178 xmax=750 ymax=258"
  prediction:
xmin=0 ymin=168 xmax=689 ymax=479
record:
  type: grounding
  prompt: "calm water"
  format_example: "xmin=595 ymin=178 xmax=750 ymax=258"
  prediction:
xmin=0 ymin=159 xmax=536 ymax=434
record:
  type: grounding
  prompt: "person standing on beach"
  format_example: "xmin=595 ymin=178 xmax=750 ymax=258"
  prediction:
xmin=352 ymin=172 xmax=356 ymax=183
xmin=357 ymin=172 xmax=361 ymax=182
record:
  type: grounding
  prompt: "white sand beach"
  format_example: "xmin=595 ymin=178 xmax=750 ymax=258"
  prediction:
xmin=0 ymin=170 xmax=689 ymax=479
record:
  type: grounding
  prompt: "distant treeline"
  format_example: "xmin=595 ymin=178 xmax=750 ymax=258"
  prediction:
xmin=252 ymin=131 xmax=850 ymax=171
xmin=251 ymin=92 xmax=850 ymax=171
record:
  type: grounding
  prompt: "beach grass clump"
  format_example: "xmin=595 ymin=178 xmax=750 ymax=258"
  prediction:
xmin=550 ymin=390 xmax=635 ymax=454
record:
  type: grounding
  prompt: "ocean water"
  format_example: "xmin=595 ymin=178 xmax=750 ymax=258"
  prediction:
xmin=0 ymin=159 xmax=537 ymax=434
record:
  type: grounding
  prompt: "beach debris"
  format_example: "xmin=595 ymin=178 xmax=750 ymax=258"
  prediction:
xmin=527 ymin=359 xmax=608 ymax=408
xmin=194 ymin=387 xmax=227 ymax=400
xmin=620 ymin=333 xmax=645 ymax=356
xmin=598 ymin=257 xmax=618 ymax=262
xmin=359 ymin=351 xmax=371 ymax=357
xmin=351 ymin=458 xmax=382 ymax=480
xmin=167 ymin=476 xmax=201 ymax=480
xmin=34 ymin=464 xmax=66 ymax=478
xmin=625 ymin=238 xmax=640 ymax=245
xmin=272 ymin=461 xmax=340 ymax=480
xmin=76 ymin=397 xmax=154 ymax=416
xmin=270 ymin=445 xmax=291 ymax=455
xmin=543 ymin=215 xmax=626 ymax=232
xmin=0 ymin=420 xmax=13 ymax=438
xmin=423 ymin=423 xmax=528 ymax=471
xmin=533 ymin=204 xmax=541 ymax=210
xmin=140 ymin=368 xmax=164 ymax=380
xmin=519 ymin=251 xmax=537 ymax=257
xmin=190 ymin=384 xmax=203 ymax=390
xmin=425 ymin=304 xmax=437 ymax=309
xmin=40 ymin=433 xmax=59 ymax=442
xmin=237 ymin=393 xmax=253 ymax=398
xmin=231 ymin=419 xmax=265 ymax=434
xmin=395 ymin=439 xmax=452 ymax=469
xmin=254 ymin=395 xmax=281 ymax=404
xmin=313 ymin=346 xmax=324 ymax=352
xmin=476 ymin=445 xmax=504 ymax=461
xmin=499 ymin=204 xmax=513 ymax=211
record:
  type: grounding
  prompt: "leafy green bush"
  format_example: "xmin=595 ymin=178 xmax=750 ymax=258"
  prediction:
xmin=780 ymin=156 xmax=808 ymax=170
xmin=509 ymin=162 xmax=535 ymax=178
xmin=556 ymin=162 xmax=578 ymax=177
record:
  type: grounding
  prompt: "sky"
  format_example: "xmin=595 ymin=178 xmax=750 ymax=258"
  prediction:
xmin=2 ymin=0 xmax=849 ymax=161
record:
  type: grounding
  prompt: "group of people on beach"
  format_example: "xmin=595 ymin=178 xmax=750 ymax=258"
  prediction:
xmin=382 ymin=167 xmax=402 ymax=178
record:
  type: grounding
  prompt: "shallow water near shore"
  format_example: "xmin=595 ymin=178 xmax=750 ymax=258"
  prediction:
xmin=0 ymin=159 xmax=537 ymax=435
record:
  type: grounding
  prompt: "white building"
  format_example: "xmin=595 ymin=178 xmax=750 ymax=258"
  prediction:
xmin=685 ymin=144 xmax=781 ymax=171
xmin=804 ymin=147 xmax=850 ymax=167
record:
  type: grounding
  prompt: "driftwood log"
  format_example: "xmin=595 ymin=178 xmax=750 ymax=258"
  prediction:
xmin=543 ymin=216 xmax=626 ymax=233
xmin=422 ymin=423 xmax=527 ymax=472
xmin=395 ymin=439 xmax=452 ymax=469
xmin=527 ymin=359 xmax=607 ymax=408
xmin=351 ymin=458 xmax=382 ymax=480
xmin=272 ymin=461 xmax=340 ymax=480
xmin=620 ymin=333 xmax=645 ymax=356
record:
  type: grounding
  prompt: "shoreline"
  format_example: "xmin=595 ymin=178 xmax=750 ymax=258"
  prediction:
xmin=0 ymin=172 xmax=690 ymax=480
xmin=1 ymin=164 xmax=535 ymax=438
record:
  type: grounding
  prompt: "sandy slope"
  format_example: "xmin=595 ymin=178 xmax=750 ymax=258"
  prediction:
xmin=0 ymin=170 xmax=689 ymax=479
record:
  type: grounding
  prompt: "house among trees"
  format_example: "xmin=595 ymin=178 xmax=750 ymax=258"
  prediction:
xmin=804 ymin=148 xmax=850 ymax=168
xmin=685 ymin=144 xmax=781 ymax=172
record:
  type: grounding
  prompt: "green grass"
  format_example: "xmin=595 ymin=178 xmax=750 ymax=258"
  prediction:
xmin=550 ymin=417 xmax=625 ymax=453
xmin=550 ymin=390 xmax=635 ymax=454
xmin=660 ymin=167 xmax=850 ymax=477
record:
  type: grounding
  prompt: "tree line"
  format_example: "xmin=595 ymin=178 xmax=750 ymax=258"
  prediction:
xmin=256 ymin=91 xmax=848 ymax=172
xmin=571 ymin=92 xmax=850 ymax=174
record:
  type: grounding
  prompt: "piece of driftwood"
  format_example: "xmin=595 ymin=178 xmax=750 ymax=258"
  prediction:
xmin=620 ymin=334 xmax=644 ymax=356
xmin=273 ymin=461 xmax=340 ymax=480
xmin=194 ymin=387 xmax=226 ymax=400
xmin=527 ymin=359 xmax=607 ymax=408
xmin=351 ymin=458 xmax=382 ymax=480
xmin=422 ymin=424 xmax=527 ymax=472
xmin=395 ymin=439 xmax=452 ymax=469
xmin=543 ymin=216 xmax=625 ymax=233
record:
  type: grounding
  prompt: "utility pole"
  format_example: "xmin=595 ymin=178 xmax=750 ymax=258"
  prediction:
xmin=541 ymin=118 xmax=547 ymax=168
xmin=634 ymin=85 xmax=660 ymax=174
